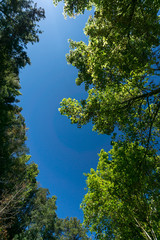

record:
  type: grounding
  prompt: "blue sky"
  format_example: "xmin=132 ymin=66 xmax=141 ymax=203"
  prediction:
xmin=20 ymin=0 xmax=111 ymax=222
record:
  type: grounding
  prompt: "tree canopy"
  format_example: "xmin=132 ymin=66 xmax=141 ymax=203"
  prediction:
xmin=82 ymin=142 xmax=160 ymax=239
xmin=0 ymin=1 xmax=46 ymax=238
xmin=58 ymin=0 xmax=160 ymax=150
xmin=59 ymin=217 xmax=90 ymax=240
xmin=0 ymin=1 xmax=91 ymax=239
xmin=1 ymin=0 xmax=160 ymax=238
xmin=54 ymin=0 xmax=160 ymax=239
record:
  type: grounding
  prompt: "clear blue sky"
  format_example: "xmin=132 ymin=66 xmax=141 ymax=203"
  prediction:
xmin=20 ymin=0 xmax=111 ymax=222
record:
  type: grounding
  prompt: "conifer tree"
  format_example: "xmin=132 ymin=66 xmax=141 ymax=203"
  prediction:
xmin=0 ymin=0 xmax=45 ymax=238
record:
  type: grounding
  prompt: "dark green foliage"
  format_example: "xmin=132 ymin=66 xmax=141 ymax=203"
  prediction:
xmin=0 ymin=1 xmax=88 ymax=239
xmin=0 ymin=0 xmax=45 ymax=238
xmin=13 ymin=188 xmax=61 ymax=240
xmin=59 ymin=217 xmax=90 ymax=240
xmin=0 ymin=0 xmax=45 ymax=69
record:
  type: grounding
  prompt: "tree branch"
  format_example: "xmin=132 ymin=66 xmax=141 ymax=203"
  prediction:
xmin=134 ymin=217 xmax=152 ymax=240
xmin=122 ymin=87 xmax=160 ymax=106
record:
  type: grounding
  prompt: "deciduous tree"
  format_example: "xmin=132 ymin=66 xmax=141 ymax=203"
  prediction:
xmin=57 ymin=0 xmax=160 ymax=150
xmin=54 ymin=0 xmax=160 ymax=238
xmin=81 ymin=142 xmax=160 ymax=239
